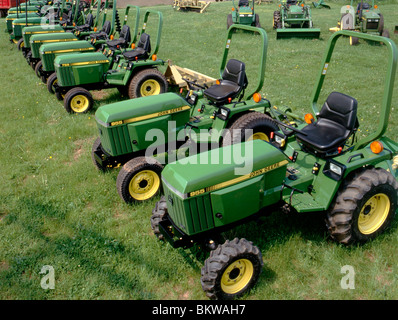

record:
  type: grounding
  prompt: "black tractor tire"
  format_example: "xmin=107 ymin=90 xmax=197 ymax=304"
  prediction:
xmin=128 ymin=68 xmax=168 ymax=99
xmin=201 ymin=238 xmax=263 ymax=300
xmin=151 ymin=195 xmax=168 ymax=241
xmin=227 ymin=13 xmax=233 ymax=29
xmin=349 ymin=36 xmax=359 ymax=46
xmin=222 ymin=111 xmax=279 ymax=146
xmin=378 ymin=14 xmax=384 ymax=35
xmin=91 ymin=137 xmax=107 ymax=171
xmin=17 ymin=38 xmax=24 ymax=51
xmin=273 ymin=10 xmax=281 ymax=29
xmin=254 ymin=14 xmax=261 ymax=28
xmin=116 ymin=156 xmax=164 ymax=204
xmin=382 ymin=29 xmax=390 ymax=39
xmin=47 ymin=72 xmax=58 ymax=94
xmin=35 ymin=60 xmax=43 ymax=78
xmin=326 ymin=167 xmax=398 ymax=245
xmin=63 ymin=87 xmax=94 ymax=114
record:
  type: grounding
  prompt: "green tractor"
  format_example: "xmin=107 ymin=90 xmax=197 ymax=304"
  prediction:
xmin=52 ymin=9 xmax=166 ymax=113
xmin=9 ymin=0 xmax=85 ymax=43
xmin=92 ymin=24 xmax=275 ymax=204
xmin=25 ymin=0 xmax=119 ymax=76
xmin=150 ymin=30 xmax=398 ymax=300
xmin=329 ymin=0 xmax=389 ymax=45
xmin=6 ymin=0 xmax=72 ymax=35
xmin=273 ymin=0 xmax=320 ymax=39
xmin=227 ymin=0 xmax=261 ymax=29
xmin=36 ymin=5 xmax=140 ymax=84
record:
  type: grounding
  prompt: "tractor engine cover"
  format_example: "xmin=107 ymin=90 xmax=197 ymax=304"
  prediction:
xmin=161 ymin=139 xmax=288 ymax=236
xmin=95 ymin=92 xmax=191 ymax=157
xmin=54 ymin=52 xmax=110 ymax=87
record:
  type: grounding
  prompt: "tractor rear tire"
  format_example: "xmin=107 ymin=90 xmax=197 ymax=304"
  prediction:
xmin=116 ymin=156 xmax=164 ymax=204
xmin=201 ymin=238 xmax=263 ymax=300
xmin=222 ymin=111 xmax=279 ymax=146
xmin=273 ymin=11 xmax=281 ymax=29
xmin=151 ymin=196 xmax=168 ymax=241
xmin=63 ymin=87 xmax=94 ymax=114
xmin=326 ymin=167 xmax=398 ymax=245
xmin=128 ymin=68 xmax=168 ymax=99
xmin=382 ymin=29 xmax=390 ymax=39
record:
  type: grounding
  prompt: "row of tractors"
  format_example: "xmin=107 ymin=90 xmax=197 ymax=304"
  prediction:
xmin=3 ymin=0 xmax=398 ymax=300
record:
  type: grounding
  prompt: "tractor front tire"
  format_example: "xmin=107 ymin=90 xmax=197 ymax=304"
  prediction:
xmin=47 ymin=73 xmax=58 ymax=94
xmin=201 ymin=238 xmax=263 ymax=300
xmin=64 ymin=87 xmax=94 ymax=114
xmin=151 ymin=196 xmax=168 ymax=241
xmin=116 ymin=156 xmax=164 ymax=204
xmin=128 ymin=68 xmax=168 ymax=99
xmin=35 ymin=60 xmax=43 ymax=79
xmin=326 ymin=167 xmax=398 ymax=245
xmin=227 ymin=14 xmax=233 ymax=29
xmin=222 ymin=111 xmax=279 ymax=146
xmin=254 ymin=14 xmax=261 ymax=28
xmin=17 ymin=38 xmax=24 ymax=51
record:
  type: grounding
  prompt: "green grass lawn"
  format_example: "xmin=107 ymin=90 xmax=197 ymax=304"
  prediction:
xmin=0 ymin=0 xmax=398 ymax=300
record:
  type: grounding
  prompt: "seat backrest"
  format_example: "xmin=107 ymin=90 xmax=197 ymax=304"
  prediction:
xmin=222 ymin=59 xmax=248 ymax=88
xmin=238 ymin=0 xmax=249 ymax=6
xmin=101 ymin=20 xmax=111 ymax=34
xmin=119 ymin=24 xmax=131 ymax=43
xmin=137 ymin=33 xmax=151 ymax=53
xmin=318 ymin=92 xmax=358 ymax=130
xmin=85 ymin=13 xmax=94 ymax=27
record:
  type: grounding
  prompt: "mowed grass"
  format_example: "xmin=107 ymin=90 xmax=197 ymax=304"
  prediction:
xmin=0 ymin=0 xmax=398 ymax=300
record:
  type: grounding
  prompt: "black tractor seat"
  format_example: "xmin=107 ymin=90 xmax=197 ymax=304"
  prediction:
xmin=296 ymin=92 xmax=359 ymax=156
xmin=106 ymin=25 xmax=131 ymax=50
xmin=90 ymin=20 xmax=112 ymax=41
xmin=74 ymin=13 xmax=94 ymax=32
xmin=122 ymin=33 xmax=151 ymax=61
xmin=203 ymin=59 xmax=248 ymax=105
xmin=238 ymin=0 xmax=249 ymax=6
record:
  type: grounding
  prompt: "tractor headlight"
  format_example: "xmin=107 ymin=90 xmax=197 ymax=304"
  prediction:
xmin=217 ymin=107 xmax=230 ymax=121
xmin=274 ymin=135 xmax=286 ymax=148
xmin=323 ymin=160 xmax=346 ymax=181
xmin=329 ymin=163 xmax=342 ymax=176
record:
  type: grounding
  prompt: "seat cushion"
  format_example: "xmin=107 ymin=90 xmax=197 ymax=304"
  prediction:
xmin=203 ymin=80 xmax=241 ymax=103
xmin=296 ymin=118 xmax=351 ymax=153
xmin=122 ymin=47 xmax=148 ymax=61
xmin=106 ymin=38 xmax=127 ymax=49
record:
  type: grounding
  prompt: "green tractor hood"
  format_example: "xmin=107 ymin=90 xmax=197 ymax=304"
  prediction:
xmin=95 ymin=93 xmax=191 ymax=156
xmin=95 ymin=92 xmax=189 ymax=126
xmin=162 ymin=140 xmax=288 ymax=234
xmin=162 ymin=139 xmax=287 ymax=198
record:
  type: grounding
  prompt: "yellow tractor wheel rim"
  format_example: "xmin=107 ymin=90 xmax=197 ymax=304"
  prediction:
xmin=20 ymin=40 xmax=24 ymax=48
xmin=221 ymin=259 xmax=254 ymax=295
xmin=140 ymin=79 xmax=161 ymax=97
xmin=128 ymin=170 xmax=160 ymax=201
xmin=12 ymin=39 xmax=18 ymax=44
xmin=248 ymin=132 xmax=269 ymax=142
xmin=70 ymin=95 xmax=89 ymax=113
xmin=358 ymin=193 xmax=390 ymax=235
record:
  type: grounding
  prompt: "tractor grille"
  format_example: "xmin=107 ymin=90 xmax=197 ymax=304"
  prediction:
xmin=41 ymin=53 xmax=55 ymax=72
xmin=167 ymin=192 xmax=215 ymax=236
xmin=99 ymin=124 xmax=133 ymax=156
xmin=56 ymin=66 xmax=75 ymax=87
xmin=366 ymin=21 xmax=379 ymax=30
